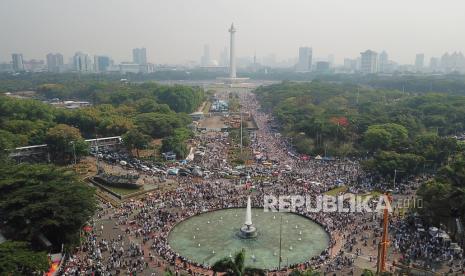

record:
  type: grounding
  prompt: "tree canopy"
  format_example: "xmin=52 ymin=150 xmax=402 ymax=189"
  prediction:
xmin=254 ymin=81 xmax=465 ymax=177
xmin=45 ymin=124 xmax=88 ymax=164
xmin=211 ymin=250 xmax=265 ymax=276
xmin=0 ymin=241 xmax=49 ymax=276
xmin=0 ymin=164 xmax=96 ymax=247
xmin=0 ymin=79 xmax=202 ymax=163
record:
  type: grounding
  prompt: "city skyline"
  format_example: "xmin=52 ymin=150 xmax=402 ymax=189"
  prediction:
xmin=5 ymin=47 xmax=465 ymax=74
xmin=1 ymin=0 xmax=465 ymax=65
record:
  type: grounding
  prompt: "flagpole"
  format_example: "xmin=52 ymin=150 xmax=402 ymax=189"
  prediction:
xmin=278 ymin=215 xmax=283 ymax=270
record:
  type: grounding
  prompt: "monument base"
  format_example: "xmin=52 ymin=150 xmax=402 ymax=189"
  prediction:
xmin=238 ymin=225 xmax=257 ymax=239
xmin=216 ymin=77 xmax=250 ymax=84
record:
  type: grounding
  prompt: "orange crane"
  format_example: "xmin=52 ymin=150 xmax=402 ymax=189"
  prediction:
xmin=377 ymin=190 xmax=393 ymax=274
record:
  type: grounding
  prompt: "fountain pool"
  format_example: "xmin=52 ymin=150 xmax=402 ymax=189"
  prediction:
xmin=167 ymin=208 xmax=329 ymax=269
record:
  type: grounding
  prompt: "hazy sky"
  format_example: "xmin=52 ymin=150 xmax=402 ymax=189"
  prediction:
xmin=1 ymin=0 xmax=465 ymax=65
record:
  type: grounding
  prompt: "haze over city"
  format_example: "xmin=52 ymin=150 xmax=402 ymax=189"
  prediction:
xmin=3 ymin=1 xmax=465 ymax=275
xmin=2 ymin=0 xmax=465 ymax=64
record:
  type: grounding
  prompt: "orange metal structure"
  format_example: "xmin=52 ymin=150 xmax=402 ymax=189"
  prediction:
xmin=377 ymin=192 xmax=393 ymax=274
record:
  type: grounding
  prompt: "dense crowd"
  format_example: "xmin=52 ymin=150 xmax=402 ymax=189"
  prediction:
xmin=60 ymin=91 xmax=462 ymax=275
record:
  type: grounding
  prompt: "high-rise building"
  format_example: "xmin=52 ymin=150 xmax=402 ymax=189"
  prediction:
xmin=360 ymin=50 xmax=378 ymax=74
xmin=11 ymin=53 xmax=25 ymax=72
xmin=296 ymin=47 xmax=312 ymax=72
xmin=94 ymin=55 xmax=111 ymax=72
xmin=440 ymin=52 xmax=465 ymax=72
xmin=73 ymin=52 xmax=92 ymax=73
xmin=430 ymin=57 xmax=439 ymax=71
xmin=46 ymin=53 xmax=64 ymax=73
xmin=378 ymin=51 xmax=389 ymax=73
xmin=415 ymin=53 xmax=425 ymax=70
xmin=132 ymin=48 xmax=147 ymax=65
xmin=0 ymin=63 xmax=13 ymax=72
xmin=24 ymin=59 xmax=46 ymax=72
xmin=316 ymin=61 xmax=330 ymax=72
xmin=327 ymin=54 xmax=335 ymax=67
xmin=201 ymin=44 xmax=211 ymax=66
xmin=343 ymin=58 xmax=357 ymax=72
xmin=119 ymin=62 xmax=142 ymax=74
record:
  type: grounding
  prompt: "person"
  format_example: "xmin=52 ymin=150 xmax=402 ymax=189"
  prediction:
xmin=64 ymin=91 xmax=457 ymax=276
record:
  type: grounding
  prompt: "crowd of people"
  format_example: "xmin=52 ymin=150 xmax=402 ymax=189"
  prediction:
xmin=390 ymin=216 xmax=465 ymax=273
xmin=60 ymin=90 xmax=461 ymax=275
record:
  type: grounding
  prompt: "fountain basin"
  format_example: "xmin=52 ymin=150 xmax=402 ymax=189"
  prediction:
xmin=168 ymin=208 xmax=329 ymax=269
xmin=238 ymin=225 xmax=258 ymax=238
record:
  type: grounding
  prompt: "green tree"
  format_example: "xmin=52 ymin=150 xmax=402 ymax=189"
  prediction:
xmin=135 ymin=99 xmax=171 ymax=114
xmin=45 ymin=124 xmax=88 ymax=164
xmin=363 ymin=123 xmax=408 ymax=152
xmin=0 ymin=130 xmax=26 ymax=160
xmin=160 ymin=128 xmax=193 ymax=159
xmin=0 ymin=241 xmax=49 ymax=276
xmin=417 ymin=179 xmax=454 ymax=225
xmin=418 ymin=154 xmax=465 ymax=224
xmin=363 ymin=127 xmax=392 ymax=152
xmin=212 ymin=250 xmax=265 ymax=276
xmin=413 ymin=134 xmax=458 ymax=166
xmin=0 ymin=164 xmax=96 ymax=247
xmin=122 ymin=129 xmax=150 ymax=157
xmin=161 ymin=136 xmax=188 ymax=159
xmin=156 ymin=85 xmax=204 ymax=113
xmin=97 ymin=116 xmax=134 ymax=137
xmin=364 ymin=151 xmax=424 ymax=177
xmin=361 ymin=269 xmax=375 ymax=276
xmin=37 ymin=83 xmax=67 ymax=99
xmin=135 ymin=112 xmax=191 ymax=138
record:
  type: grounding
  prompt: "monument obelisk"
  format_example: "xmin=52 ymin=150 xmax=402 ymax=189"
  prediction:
xmin=228 ymin=23 xmax=237 ymax=79
xmin=218 ymin=23 xmax=248 ymax=85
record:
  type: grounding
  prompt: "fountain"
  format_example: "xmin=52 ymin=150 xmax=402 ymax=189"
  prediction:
xmin=238 ymin=196 xmax=258 ymax=238
xmin=168 ymin=198 xmax=330 ymax=269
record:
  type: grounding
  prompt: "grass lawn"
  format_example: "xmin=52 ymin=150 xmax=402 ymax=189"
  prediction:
xmin=202 ymin=101 xmax=211 ymax=114
xmin=361 ymin=190 xmax=382 ymax=199
xmin=324 ymin=186 xmax=348 ymax=196
xmin=324 ymin=186 xmax=383 ymax=198
xmin=105 ymin=185 xmax=143 ymax=196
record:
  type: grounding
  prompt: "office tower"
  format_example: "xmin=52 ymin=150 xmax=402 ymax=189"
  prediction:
xmin=73 ymin=52 xmax=92 ymax=72
xmin=46 ymin=53 xmax=64 ymax=73
xmin=11 ymin=53 xmax=25 ymax=72
xmin=0 ymin=63 xmax=13 ymax=72
xmin=344 ymin=58 xmax=357 ymax=72
xmin=24 ymin=59 xmax=46 ymax=72
xmin=296 ymin=47 xmax=312 ymax=72
xmin=415 ymin=53 xmax=425 ymax=70
xmin=430 ymin=57 xmax=439 ymax=71
xmin=440 ymin=52 xmax=465 ymax=72
xmin=378 ymin=51 xmax=388 ymax=73
xmin=360 ymin=50 xmax=378 ymax=74
xmin=201 ymin=44 xmax=211 ymax=66
xmin=327 ymin=54 xmax=335 ymax=67
xmin=94 ymin=55 xmax=111 ymax=72
xmin=228 ymin=23 xmax=236 ymax=78
xmin=316 ymin=61 xmax=330 ymax=72
xmin=132 ymin=48 xmax=147 ymax=65
xmin=119 ymin=62 xmax=142 ymax=74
